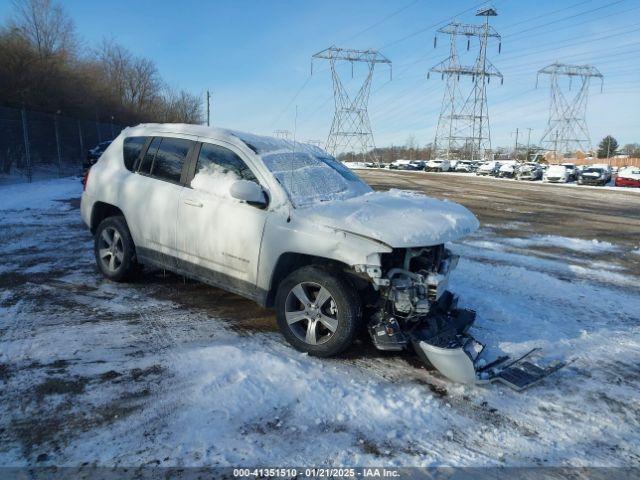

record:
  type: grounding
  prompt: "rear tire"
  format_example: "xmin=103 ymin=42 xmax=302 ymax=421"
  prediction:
xmin=275 ymin=266 xmax=361 ymax=357
xmin=94 ymin=216 xmax=139 ymax=282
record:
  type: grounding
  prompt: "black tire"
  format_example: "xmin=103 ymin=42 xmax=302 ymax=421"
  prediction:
xmin=275 ymin=266 xmax=362 ymax=357
xmin=94 ymin=216 xmax=140 ymax=282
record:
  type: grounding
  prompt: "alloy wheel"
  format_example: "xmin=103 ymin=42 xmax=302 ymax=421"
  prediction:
xmin=284 ymin=282 xmax=339 ymax=345
xmin=98 ymin=227 xmax=124 ymax=273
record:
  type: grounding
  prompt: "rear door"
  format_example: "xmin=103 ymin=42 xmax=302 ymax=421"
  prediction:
xmin=124 ymin=136 xmax=195 ymax=265
xmin=175 ymin=140 xmax=268 ymax=294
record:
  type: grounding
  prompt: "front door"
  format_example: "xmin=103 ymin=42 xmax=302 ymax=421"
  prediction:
xmin=176 ymin=141 xmax=268 ymax=292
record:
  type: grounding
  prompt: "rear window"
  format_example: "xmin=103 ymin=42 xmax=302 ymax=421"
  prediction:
xmin=123 ymin=137 xmax=148 ymax=171
xmin=138 ymin=137 xmax=161 ymax=174
xmin=151 ymin=137 xmax=193 ymax=183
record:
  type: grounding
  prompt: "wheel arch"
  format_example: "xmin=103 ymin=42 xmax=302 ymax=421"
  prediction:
xmin=265 ymin=252 xmax=364 ymax=308
xmin=90 ymin=202 xmax=125 ymax=234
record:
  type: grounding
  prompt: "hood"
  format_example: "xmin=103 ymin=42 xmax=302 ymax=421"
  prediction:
xmin=299 ymin=189 xmax=480 ymax=248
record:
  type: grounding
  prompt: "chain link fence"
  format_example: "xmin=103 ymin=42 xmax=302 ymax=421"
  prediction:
xmin=0 ymin=106 xmax=126 ymax=183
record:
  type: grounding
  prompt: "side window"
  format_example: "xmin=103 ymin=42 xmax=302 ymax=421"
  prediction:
xmin=123 ymin=136 xmax=148 ymax=171
xmin=138 ymin=137 xmax=161 ymax=174
xmin=150 ymin=137 xmax=193 ymax=183
xmin=193 ymin=143 xmax=258 ymax=192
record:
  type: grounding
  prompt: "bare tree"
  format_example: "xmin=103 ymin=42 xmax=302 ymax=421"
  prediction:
xmin=1 ymin=2 xmax=204 ymax=125
xmin=126 ymin=57 xmax=161 ymax=111
xmin=9 ymin=0 xmax=76 ymax=58
xmin=161 ymin=87 xmax=203 ymax=124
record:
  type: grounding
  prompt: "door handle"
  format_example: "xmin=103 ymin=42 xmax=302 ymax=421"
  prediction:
xmin=184 ymin=199 xmax=203 ymax=208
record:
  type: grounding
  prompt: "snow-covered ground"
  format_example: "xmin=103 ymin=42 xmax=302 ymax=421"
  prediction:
xmin=0 ymin=178 xmax=639 ymax=467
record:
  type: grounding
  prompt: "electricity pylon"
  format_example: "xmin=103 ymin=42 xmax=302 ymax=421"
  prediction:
xmin=312 ymin=46 xmax=391 ymax=162
xmin=429 ymin=7 xmax=502 ymax=161
xmin=274 ymin=129 xmax=292 ymax=140
xmin=536 ymin=62 xmax=603 ymax=156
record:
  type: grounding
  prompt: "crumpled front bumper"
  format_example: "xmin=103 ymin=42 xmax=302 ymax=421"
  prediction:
xmin=408 ymin=304 xmax=566 ymax=390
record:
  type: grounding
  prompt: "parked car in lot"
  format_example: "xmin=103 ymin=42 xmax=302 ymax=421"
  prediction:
xmin=516 ymin=163 xmax=543 ymax=181
xmin=80 ymin=124 xmax=479 ymax=359
xmin=454 ymin=160 xmax=474 ymax=173
xmin=544 ymin=165 xmax=570 ymax=183
xmin=592 ymin=164 xmax=613 ymax=180
xmin=476 ymin=161 xmax=501 ymax=176
xmin=561 ymin=163 xmax=578 ymax=181
xmin=498 ymin=160 xmax=518 ymax=178
xmin=389 ymin=159 xmax=412 ymax=170
xmin=424 ymin=159 xmax=451 ymax=172
xmin=614 ymin=166 xmax=640 ymax=187
xmin=406 ymin=160 xmax=426 ymax=170
xmin=83 ymin=140 xmax=112 ymax=172
xmin=578 ymin=166 xmax=610 ymax=186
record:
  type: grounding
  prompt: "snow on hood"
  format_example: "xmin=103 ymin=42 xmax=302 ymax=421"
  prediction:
xmin=300 ymin=189 xmax=480 ymax=248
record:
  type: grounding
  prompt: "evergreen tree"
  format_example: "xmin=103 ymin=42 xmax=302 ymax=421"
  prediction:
xmin=597 ymin=135 xmax=618 ymax=158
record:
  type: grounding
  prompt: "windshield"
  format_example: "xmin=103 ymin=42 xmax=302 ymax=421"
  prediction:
xmin=583 ymin=168 xmax=603 ymax=174
xmin=227 ymin=130 xmax=372 ymax=208
xmin=261 ymin=149 xmax=372 ymax=208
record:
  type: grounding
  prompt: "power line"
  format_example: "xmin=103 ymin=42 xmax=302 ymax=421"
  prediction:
xmin=502 ymin=0 xmax=628 ymax=39
xmin=270 ymin=75 xmax=313 ymax=128
xmin=379 ymin=0 xmax=495 ymax=50
xmin=340 ymin=0 xmax=422 ymax=44
xmin=500 ymin=0 xmax=594 ymax=32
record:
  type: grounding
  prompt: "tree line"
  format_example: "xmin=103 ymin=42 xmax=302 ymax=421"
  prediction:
xmin=0 ymin=0 xmax=202 ymax=125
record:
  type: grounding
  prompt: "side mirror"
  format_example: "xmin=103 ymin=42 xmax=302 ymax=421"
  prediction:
xmin=230 ymin=180 xmax=268 ymax=209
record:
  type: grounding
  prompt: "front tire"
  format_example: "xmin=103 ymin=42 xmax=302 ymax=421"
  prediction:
xmin=94 ymin=216 xmax=139 ymax=282
xmin=275 ymin=266 xmax=361 ymax=357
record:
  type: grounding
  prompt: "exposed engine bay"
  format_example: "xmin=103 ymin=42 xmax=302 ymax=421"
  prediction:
xmin=361 ymin=245 xmax=565 ymax=390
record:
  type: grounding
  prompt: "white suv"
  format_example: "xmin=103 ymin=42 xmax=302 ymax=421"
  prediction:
xmin=81 ymin=124 xmax=479 ymax=359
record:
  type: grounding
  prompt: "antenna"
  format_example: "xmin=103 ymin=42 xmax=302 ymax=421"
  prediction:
xmin=287 ymin=105 xmax=299 ymax=222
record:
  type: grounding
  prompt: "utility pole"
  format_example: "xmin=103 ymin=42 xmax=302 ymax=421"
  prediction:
xmin=54 ymin=111 xmax=62 ymax=177
xmin=526 ymin=127 xmax=532 ymax=160
xmin=21 ymin=107 xmax=32 ymax=183
xmin=206 ymin=90 xmax=211 ymax=126
xmin=429 ymin=7 xmax=502 ymax=161
xmin=312 ymin=46 xmax=391 ymax=162
xmin=512 ymin=128 xmax=519 ymax=161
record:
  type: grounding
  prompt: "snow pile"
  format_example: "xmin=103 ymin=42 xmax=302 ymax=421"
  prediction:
xmin=0 ymin=177 xmax=79 ymax=211
xmin=501 ymin=235 xmax=619 ymax=253
xmin=191 ymin=163 xmax=239 ymax=197
xmin=303 ymin=189 xmax=480 ymax=247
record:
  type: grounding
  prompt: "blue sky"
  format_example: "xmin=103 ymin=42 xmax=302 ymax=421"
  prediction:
xmin=2 ymin=0 xmax=639 ymax=149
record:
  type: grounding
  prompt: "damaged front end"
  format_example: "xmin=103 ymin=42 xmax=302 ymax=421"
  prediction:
xmin=360 ymin=246 xmax=564 ymax=390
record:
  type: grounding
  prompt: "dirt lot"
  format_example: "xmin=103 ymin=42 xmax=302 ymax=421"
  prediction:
xmin=359 ymin=170 xmax=640 ymax=249
xmin=1 ymin=175 xmax=639 ymax=467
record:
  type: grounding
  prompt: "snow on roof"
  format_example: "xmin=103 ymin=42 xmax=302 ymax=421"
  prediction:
xmin=124 ymin=123 xmax=311 ymax=156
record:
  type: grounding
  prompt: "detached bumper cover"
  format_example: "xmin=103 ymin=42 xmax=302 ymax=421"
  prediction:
xmin=408 ymin=307 xmax=566 ymax=390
